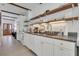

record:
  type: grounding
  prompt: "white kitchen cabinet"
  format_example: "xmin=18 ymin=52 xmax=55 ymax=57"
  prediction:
xmin=41 ymin=41 xmax=54 ymax=56
xmin=24 ymin=33 xmax=76 ymax=56
xmin=24 ymin=33 xmax=30 ymax=47
xmin=53 ymin=46 xmax=62 ymax=56
xmin=40 ymin=37 xmax=54 ymax=56
xmin=54 ymin=45 xmax=75 ymax=56
xmin=24 ymin=34 xmax=42 ymax=55
xmin=24 ymin=33 xmax=27 ymax=45
xmin=33 ymin=35 xmax=43 ymax=55
xmin=41 ymin=42 xmax=52 ymax=56
xmin=34 ymin=36 xmax=54 ymax=56
xmin=25 ymin=34 xmax=35 ymax=50
xmin=53 ymin=39 xmax=76 ymax=56
xmin=29 ymin=34 xmax=35 ymax=51
xmin=24 ymin=33 xmax=37 ymax=53
xmin=20 ymin=32 xmax=25 ymax=45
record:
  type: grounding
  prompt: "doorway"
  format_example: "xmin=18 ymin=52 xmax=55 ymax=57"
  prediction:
xmin=3 ymin=23 xmax=12 ymax=36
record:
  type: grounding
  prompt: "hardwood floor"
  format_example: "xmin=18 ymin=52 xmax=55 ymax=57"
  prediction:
xmin=0 ymin=36 xmax=35 ymax=56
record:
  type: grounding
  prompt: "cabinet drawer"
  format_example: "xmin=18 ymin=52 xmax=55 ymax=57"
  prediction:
xmin=54 ymin=39 xmax=76 ymax=49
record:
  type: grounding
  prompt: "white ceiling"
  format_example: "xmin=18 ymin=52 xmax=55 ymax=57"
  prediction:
xmin=16 ymin=3 xmax=65 ymax=11
xmin=15 ymin=3 xmax=43 ymax=10
xmin=0 ymin=3 xmax=65 ymax=19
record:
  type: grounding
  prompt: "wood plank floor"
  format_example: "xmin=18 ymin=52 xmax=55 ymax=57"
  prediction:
xmin=0 ymin=36 xmax=36 ymax=56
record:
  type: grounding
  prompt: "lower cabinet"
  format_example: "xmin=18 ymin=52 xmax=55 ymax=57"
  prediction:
xmin=24 ymin=33 xmax=76 ymax=56
xmin=41 ymin=37 xmax=54 ymax=56
xmin=53 ymin=46 xmax=75 ymax=56
xmin=53 ymin=39 xmax=76 ymax=56
xmin=34 ymin=35 xmax=42 ymax=55
xmin=41 ymin=41 xmax=54 ymax=56
xmin=28 ymin=34 xmax=35 ymax=51
xmin=24 ymin=33 xmax=30 ymax=47
xmin=24 ymin=33 xmax=35 ymax=51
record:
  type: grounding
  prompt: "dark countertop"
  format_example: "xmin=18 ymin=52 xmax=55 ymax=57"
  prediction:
xmin=25 ymin=32 xmax=77 ymax=42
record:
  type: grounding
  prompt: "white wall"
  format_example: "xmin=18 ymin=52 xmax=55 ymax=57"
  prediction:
xmin=30 ymin=3 xmax=64 ymax=19
xmin=66 ymin=20 xmax=79 ymax=32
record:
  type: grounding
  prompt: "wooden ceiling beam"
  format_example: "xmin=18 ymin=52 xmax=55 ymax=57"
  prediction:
xmin=2 ymin=15 xmax=17 ymax=19
xmin=9 ymin=3 xmax=31 ymax=11
xmin=1 ymin=10 xmax=23 ymax=15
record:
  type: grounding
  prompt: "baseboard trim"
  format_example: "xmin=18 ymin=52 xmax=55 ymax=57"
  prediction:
xmin=23 ymin=45 xmax=37 ymax=56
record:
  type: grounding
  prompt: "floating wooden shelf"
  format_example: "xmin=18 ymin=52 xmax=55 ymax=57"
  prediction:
xmin=30 ymin=3 xmax=78 ymax=20
xmin=47 ymin=3 xmax=78 ymax=15
xmin=64 ymin=16 xmax=78 ymax=21
xmin=47 ymin=16 xmax=79 ymax=23
xmin=30 ymin=16 xmax=79 ymax=25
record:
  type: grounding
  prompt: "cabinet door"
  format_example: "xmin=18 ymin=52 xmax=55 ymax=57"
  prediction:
xmin=29 ymin=34 xmax=35 ymax=51
xmin=25 ymin=34 xmax=32 ymax=48
xmin=34 ymin=35 xmax=42 ymax=55
xmin=41 ymin=37 xmax=54 ymax=56
xmin=53 ymin=45 xmax=62 ymax=56
xmin=21 ymin=33 xmax=24 ymax=45
xmin=53 ymin=39 xmax=76 ymax=56
xmin=24 ymin=33 xmax=27 ymax=45
xmin=54 ymin=45 xmax=75 ymax=56
xmin=26 ymin=34 xmax=33 ymax=49
xmin=61 ymin=47 xmax=75 ymax=56
xmin=41 ymin=42 xmax=53 ymax=56
xmin=24 ymin=34 xmax=30 ymax=47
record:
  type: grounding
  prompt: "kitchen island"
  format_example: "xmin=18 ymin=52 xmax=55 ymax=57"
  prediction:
xmin=22 ymin=32 xmax=77 ymax=56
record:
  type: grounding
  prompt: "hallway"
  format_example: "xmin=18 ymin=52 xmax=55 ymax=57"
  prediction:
xmin=0 ymin=36 xmax=35 ymax=56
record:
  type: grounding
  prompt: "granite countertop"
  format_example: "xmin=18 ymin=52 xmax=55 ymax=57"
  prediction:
xmin=25 ymin=32 xmax=77 ymax=42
